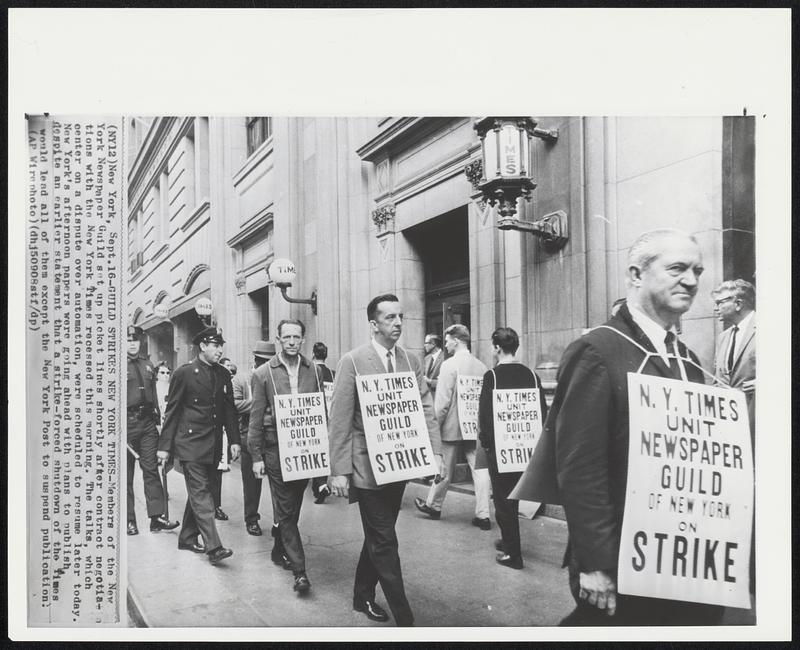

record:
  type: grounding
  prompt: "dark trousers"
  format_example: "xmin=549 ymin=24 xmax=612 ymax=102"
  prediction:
xmin=486 ymin=448 xmax=522 ymax=558
xmin=354 ymin=482 xmax=413 ymax=626
xmin=239 ymin=445 xmax=264 ymax=524
xmin=210 ymin=469 xmax=223 ymax=508
xmin=126 ymin=414 xmax=165 ymax=523
xmin=264 ymin=446 xmax=308 ymax=574
xmin=561 ymin=555 xmax=725 ymax=626
xmin=179 ymin=460 xmax=222 ymax=552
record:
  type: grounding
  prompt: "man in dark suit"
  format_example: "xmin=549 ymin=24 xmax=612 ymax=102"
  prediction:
xmin=422 ymin=334 xmax=444 ymax=396
xmin=514 ymin=229 xmax=725 ymax=626
xmin=712 ymin=279 xmax=756 ymax=449
xmin=158 ymin=326 xmax=241 ymax=565
xmin=327 ymin=293 xmax=443 ymax=626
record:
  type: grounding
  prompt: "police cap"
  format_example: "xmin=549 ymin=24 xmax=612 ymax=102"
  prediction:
xmin=127 ymin=325 xmax=144 ymax=341
xmin=193 ymin=326 xmax=225 ymax=346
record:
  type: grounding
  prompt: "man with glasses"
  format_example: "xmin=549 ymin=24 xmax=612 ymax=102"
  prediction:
xmin=155 ymin=363 xmax=172 ymax=424
xmin=712 ymin=280 xmax=756 ymax=448
xmin=422 ymin=334 xmax=444 ymax=397
xmin=126 ymin=326 xmax=179 ymax=535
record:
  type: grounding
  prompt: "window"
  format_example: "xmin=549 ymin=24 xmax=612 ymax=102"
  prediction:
xmin=129 ymin=208 xmax=143 ymax=273
xmin=246 ymin=117 xmax=272 ymax=156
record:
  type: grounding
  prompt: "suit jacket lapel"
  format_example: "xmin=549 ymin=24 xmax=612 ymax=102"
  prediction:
xmin=394 ymin=346 xmax=410 ymax=373
xmin=717 ymin=327 xmax=731 ymax=375
xmin=365 ymin=344 xmax=385 ymax=375
xmin=732 ymin=318 xmax=755 ymax=370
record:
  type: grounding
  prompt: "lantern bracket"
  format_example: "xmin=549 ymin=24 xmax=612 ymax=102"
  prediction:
xmin=275 ymin=284 xmax=318 ymax=315
xmin=496 ymin=209 xmax=569 ymax=252
xmin=532 ymin=127 xmax=559 ymax=143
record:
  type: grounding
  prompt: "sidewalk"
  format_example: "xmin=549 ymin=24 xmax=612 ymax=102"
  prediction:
xmin=127 ymin=463 xmax=755 ymax=628
xmin=127 ymin=462 xmax=573 ymax=627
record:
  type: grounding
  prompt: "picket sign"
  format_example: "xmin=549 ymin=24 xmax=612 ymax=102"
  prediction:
xmin=456 ymin=374 xmax=483 ymax=440
xmin=491 ymin=370 xmax=543 ymax=473
xmin=268 ymin=364 xmax=330 ymax=481
xmin=352 ymin=350 xmax=436 ymax=484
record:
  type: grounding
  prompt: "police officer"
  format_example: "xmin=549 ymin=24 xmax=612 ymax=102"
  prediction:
xmin=157 ymin=326 xmax=241 ymax=565
xmin=126 ymin=325 xmax=179 ymax=535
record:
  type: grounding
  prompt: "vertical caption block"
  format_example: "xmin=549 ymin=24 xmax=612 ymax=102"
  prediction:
xmin=26 ymin=116 xmax=124 ymax=626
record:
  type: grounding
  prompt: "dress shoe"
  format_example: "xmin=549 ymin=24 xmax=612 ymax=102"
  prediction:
xmin=208 ymin=546 xmax=233 ymax=565
xmin=178 ymin=540 xmax=206 ymax=554
xmin=495 ymin=552 xmax=523 ymax=570
xmin=413 ymin=497 xmax=441 ymax=520
xmin=246 ymin=521 xmax=263 ymax=536
xmin=293 ymin=573 xmax=311 ymax=593
xmin=471 ymin=517 xmax=491 ymax=531
xmin=150 ymin=515 xmax=180 ymax=532
xmin=314 ymin=485 xmax=331 ymax=504
xmin=494 ymin=538 xmax=505 ymax=552
xmin=127 ymin=521 xmax=139 ymax=536
xmin=353 ymin=598 xmax=389 ymax=622
xmin=214 ymin=507 xmax=229 ymax=521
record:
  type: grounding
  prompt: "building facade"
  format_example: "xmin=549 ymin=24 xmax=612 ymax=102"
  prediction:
xmin=126 ymin=115 xmax=755 ymax=382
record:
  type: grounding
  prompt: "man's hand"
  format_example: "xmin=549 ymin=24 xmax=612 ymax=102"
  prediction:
xmin=229 ymin=444 xmax=241 ymax=462
xmin=328 ymin=475 xmax=350 ymax=498
xmin=157 ymin=450 xmax=170 ymax=464
xmin=252 ymin=460 xmax=266 ymax=478
xmin=578 ymin=570 xmax=617 ymax=615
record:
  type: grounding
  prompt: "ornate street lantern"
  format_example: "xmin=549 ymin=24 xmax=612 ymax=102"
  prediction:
xmin=267 ymin=258 xmax=317 ymax=315
xmin=194 ymin=297 xmax=213 ymax=326
xmin=154 ymin=296 xmax=172 ymax=320
xmin=474 ymin=116 xmax=568 ymax=251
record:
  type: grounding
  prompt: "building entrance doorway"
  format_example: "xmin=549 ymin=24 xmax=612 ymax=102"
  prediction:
xmin=405 ymin=206 xmax=473 ymax=483
xmin=405 ymin=206 xmax=470 ymax=346
xmin=147 ymin=320 xmax=176 ymax=370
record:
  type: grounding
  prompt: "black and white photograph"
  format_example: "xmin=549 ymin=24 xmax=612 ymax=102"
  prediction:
xmin=8 ymin=8 xmax=791 ymax=643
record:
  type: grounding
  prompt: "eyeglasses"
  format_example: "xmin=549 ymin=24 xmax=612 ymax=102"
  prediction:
xmin=713 ymin=296 xmax=737 ymax=307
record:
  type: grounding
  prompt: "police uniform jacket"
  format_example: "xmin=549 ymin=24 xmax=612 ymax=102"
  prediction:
xmin=159 ymin=358 xmax=240 ymax=464
xmin=127 ymin=354 xmax=160 ymax=416
xmin=247 ymin=353 xmax=326 ymax=457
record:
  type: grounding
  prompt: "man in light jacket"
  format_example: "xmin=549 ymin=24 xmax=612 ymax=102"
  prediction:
xmin=414 ymin=324 xmax=491 ymax=529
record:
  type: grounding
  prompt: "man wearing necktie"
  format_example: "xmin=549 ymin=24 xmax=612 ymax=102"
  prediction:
xmin=514 ymin=229 xmax=724 ymax=626
xmin=327 ymin=293 xmax=443 ymax=626
xmin=712 ymin=279 xmax=756 ymax=450
xmin=422 ymin=334 xmax=444 ymax=396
